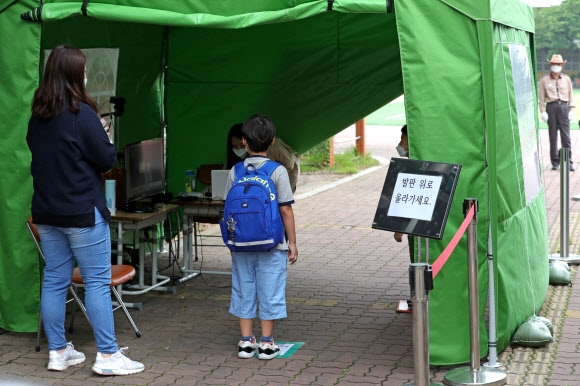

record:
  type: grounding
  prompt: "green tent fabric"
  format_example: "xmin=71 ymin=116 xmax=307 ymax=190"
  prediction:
xmin=396 ymin=0 xmax=547 ymax=364
xmin=0 ymin=0 xmax=43 ymax=335
xmin=0 ymin=0 xmax=547 ymax=365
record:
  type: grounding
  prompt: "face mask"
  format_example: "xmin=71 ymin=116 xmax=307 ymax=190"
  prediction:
xmin=84 ymin=78 xmax=88 ymax=87
xmin=551 ymin=65 xmax=562 ymax=73
xmin=233 ymin=148 xmax=248 ymax=158
xmin=396 ymin=144 xmax=408 ymax=157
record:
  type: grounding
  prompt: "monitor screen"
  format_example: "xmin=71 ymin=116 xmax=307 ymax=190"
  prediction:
xmin=124 ymin=138 xmax=165 ymax=204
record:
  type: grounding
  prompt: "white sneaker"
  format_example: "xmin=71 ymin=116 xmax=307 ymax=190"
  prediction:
xmin=258 ymin=341 xmax=280 ymax=360
xmin=47 ymin=342 xmax=86 ymax=371
xmin=92 ymin=347 xmax=145 ymax=376
xmin=238 ymin=338 xmax=259 ymax=359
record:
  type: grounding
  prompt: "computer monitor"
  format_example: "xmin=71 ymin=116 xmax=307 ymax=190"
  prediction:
xmin=123 ymin=138 xmax=165 ymax=212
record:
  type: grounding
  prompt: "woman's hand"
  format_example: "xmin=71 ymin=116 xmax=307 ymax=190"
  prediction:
xmin=100 ymin=118 xmax=110 ymax=133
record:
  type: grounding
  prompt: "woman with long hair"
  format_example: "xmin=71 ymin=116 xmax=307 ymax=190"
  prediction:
xmin=225 ymin=122 xmax=300 ymax=192
xmin=27 ymin=45 xmax=144 ymax=376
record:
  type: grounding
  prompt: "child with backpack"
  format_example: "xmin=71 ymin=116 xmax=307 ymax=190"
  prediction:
xmin=220 ymin=114 xmax=298 ymax=360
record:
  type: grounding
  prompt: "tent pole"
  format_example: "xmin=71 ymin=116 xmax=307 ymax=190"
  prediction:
xmin=355 ymin=118 xmax=365 ymax=157
xmin=329 ymin=137 xmax=335 ymax=167
xmin=484 ymin=225 xmax=501 ymax=368
xmin=477 ymin=19 xmax=499 ymax=368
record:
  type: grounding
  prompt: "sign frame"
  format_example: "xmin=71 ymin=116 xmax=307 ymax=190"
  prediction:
xmin=372 ymin=158 xmax=462 ymax=240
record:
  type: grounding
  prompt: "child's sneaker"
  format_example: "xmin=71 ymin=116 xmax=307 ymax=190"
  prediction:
xmin=258 ymin=341 xmax=280 ymax=360
xmin=238 ymin=337 xmax=259 ymax=359
xmin=92 ymin=347 xmax=145 ymax=375
xmin=47 ymin=342 xmax=86 ymax=371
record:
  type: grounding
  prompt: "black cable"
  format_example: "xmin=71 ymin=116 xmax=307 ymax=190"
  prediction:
xmin=196 ymin=213 xmax=231 ymax=289
xmin=150 ymin=215 xmax=183 ymax=275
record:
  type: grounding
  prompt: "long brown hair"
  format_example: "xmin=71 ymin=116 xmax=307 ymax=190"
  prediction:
xmin=225 ymin=123 xmax=244 ymax=169
xmin=31 ymin=45 xmax=98 ymax=119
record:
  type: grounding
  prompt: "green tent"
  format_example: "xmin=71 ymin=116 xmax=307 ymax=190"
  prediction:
xmin=0 ymin=0 xmax=547 ymax=365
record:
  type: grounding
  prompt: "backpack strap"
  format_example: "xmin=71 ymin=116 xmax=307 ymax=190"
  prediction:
xmin=257 ymin=159 xmax=281 ymax=177
xmin=233 ymin=159 xmax=280 ymax=182
xmin=233 ymin=161 xmax=246 ymax=183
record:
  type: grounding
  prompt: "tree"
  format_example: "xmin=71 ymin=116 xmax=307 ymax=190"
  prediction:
xmin=534 ymin=0 xmax=580 ymax=58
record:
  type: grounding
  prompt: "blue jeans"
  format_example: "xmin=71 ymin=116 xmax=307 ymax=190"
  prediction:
xmin=37 ymin=208 xmax=118 ymax=354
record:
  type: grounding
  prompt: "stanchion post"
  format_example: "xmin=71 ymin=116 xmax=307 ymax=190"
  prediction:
xmin=549 ymin=148 xmax=580 ymax=264
xmin=559 ymin=147 xmax=580 ymax=263
xmin=561 ymin=148 xmax=570 ymax=259
xmin=443 ymin=199 xmax=506 ymax=386
xmin=466 ymin=199 xmax=480 ymax=372
xmin=403 ymin=263 xmax=442 ymax=386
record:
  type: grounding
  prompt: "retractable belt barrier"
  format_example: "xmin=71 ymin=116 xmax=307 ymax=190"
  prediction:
xmin=405 ymin=199 xmax=507 ymax=386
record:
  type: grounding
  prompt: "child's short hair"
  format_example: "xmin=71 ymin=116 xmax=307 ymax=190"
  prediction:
xmin=242 ymin=114 xmax=276 ymax=153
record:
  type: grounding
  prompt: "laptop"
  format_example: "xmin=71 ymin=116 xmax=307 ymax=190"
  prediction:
xmin=211 ymin=170 xmax=230 ymax=200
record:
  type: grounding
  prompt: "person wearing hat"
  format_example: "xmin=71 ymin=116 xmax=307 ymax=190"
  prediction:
xmin=539 ymin=54 xmax=575 ymax=171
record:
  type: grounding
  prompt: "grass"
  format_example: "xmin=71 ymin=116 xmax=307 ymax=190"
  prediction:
xmin=365 ymin=95 xmax=406 ymax=126
xmin=300 ymin=144 xmax=379 ymax=174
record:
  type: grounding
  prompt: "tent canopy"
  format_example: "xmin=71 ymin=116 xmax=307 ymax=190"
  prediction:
xmin=0 ymin=0 xmax=547 ymax=365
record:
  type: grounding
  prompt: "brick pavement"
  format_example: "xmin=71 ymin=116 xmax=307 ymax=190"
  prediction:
xmin=0 ymin=128 xmax=579 ymax=385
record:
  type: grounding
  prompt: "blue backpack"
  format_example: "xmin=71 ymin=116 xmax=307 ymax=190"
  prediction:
xmin=219 ymin=160 xmax=285 ymax=252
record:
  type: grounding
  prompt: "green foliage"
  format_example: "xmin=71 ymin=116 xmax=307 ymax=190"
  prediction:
xmin=301 ymin=144 xmax=379 ymax=174
xmin=301 ymin=139 xmax=330 ymax=169
xmin=331 ymin=147 xmax=379 ymax=174
xmin=535 ymin=0 xmax=580 ymax=54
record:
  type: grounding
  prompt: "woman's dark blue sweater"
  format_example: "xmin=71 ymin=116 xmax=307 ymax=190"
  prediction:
xmin=27 ymin=103 xmax=117 ymax=227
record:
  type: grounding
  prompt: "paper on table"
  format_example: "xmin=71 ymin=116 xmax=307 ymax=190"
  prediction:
xmin=105 ymin=179 xmax=116 ymax=215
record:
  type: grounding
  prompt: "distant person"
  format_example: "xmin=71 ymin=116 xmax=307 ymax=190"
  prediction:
xmin=395 ymin=124 xmax=409 ymax=158
xmin=26 ymin=44 xmax=144 ymax=376
xmin=225 ymin=122 xmax=300 ymax=192
xmin=393 ymin=125 xmax=415 ymax=264
xmin=539 ymin=54 xmax=575 ymax=171
xmin=224 ymin=114 xmax=298 ymax=360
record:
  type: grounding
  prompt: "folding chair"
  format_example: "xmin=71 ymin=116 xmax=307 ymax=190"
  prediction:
xmin=197 ymin=163 xmax=224 ymax=188
xmin=189 ymin=164 xmax=225 ymax=259
xmin=26 ymin=217 xmax=141 ymax=352
xmin=70 ymin=264 xmax=141 ymax=338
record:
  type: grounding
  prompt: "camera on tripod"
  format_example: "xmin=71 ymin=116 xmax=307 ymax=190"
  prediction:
xmin=109 ymin=96 xmax=126 ymax=117
xmin=101 ymin=96 xmax=126 ymax=118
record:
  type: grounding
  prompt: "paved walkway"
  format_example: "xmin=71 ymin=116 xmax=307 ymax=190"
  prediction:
xmin=1 ymin=127 xmax=579 ymax=385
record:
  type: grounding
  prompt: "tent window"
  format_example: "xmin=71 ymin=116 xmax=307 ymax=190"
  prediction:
xmin=44 ymin=48 xmax=120 ymax=144
xmin=509 ymin=43 xmax=541 ymax=204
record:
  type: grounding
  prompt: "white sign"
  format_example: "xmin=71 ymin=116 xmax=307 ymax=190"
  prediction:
xmin=387 ymin=173 xmax=442 ymax=221
xmin=278 ymin=343 xmax=294 ymax=356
